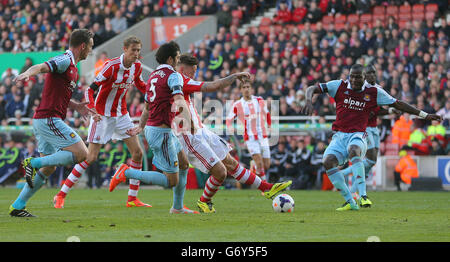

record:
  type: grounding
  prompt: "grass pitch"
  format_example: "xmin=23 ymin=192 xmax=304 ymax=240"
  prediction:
xmin=0 ymin=187 xmax=449 ymax=242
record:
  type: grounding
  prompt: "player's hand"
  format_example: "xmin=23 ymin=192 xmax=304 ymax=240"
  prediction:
xmin=425 ymin=114 xmax=443 ymax=122
xmin=302 ymin=100 xmax=314 ymax=115
xmin=126 ymin=126 xmax=143 ymax=136
xmin=74 ymin=101 xmax=98 ymax=119
xmin=13 ymin=72 xmax=31 ymax=83
xmin=234 ymin=72 xmax=251 ymax=82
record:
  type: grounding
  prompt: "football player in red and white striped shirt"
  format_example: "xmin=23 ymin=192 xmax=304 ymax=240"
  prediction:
xmin=54 ymin=36 xmax=151 ymax=208
xmin=175 ymin=54 xmax=291 ymax=213
xmin=226 ymin=81 xmax=272 ymax=181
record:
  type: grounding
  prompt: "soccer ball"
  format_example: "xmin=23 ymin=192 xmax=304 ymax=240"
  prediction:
xmin=272 ymin=194 xmax=295 ymax=213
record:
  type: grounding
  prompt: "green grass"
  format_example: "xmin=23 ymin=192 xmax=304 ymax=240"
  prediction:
xmin=0 ymin=187 xmax=449 ymax=242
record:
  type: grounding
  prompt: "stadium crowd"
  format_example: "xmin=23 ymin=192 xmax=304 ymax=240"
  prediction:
xmin=0 ymin=0 xmax=449 ymax=188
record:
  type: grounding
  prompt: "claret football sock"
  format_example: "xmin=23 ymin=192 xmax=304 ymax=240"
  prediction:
xmin=30 ymin=151 xmax=76 ymax=169
xmin=12 ymin=171 xmax=47 ymax=210
xmin=363 ymin=158 xmax=376 ymax=176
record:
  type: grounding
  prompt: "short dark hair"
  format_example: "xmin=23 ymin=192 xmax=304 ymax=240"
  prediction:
xmin=179 ymin=53 xmax=198 ymax=66
xmin=155 ymin=41 xmax=180 ymax=64
xmin=350 ymin=63 xmax=364 ymax=73
xmin=69 ymin=29 xmax=93 ymax=47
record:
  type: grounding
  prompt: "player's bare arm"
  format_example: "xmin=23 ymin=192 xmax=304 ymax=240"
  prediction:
xmin=391 ymin=100 xmax=442 ymax=122
xmin=302 ymin=85 xmax=322 ymax=115
xmin=14 ymin=63 xmax=50 ymax=82
xmin=68 ymin=100 xmax=100 ymax=122
xmin=202 ymin=72 xmax=251 ymax=92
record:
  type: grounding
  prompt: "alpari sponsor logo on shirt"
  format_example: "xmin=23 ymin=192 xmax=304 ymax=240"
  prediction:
xmin=151 ymin=70 xmax=166 ymax=78
xmin=343 ymin=97 xmax=367 ymax=111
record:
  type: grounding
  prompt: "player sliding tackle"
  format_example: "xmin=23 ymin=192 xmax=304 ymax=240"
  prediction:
xmin=174 ymin=54 xmax=292 ymax=213
xmin=9 ymin=29 xmax=96 ymax=217
xmin=302 ymin=64 xmax=442 ymax=211
xmin=53 ymin=36 xmax=151 ymax=209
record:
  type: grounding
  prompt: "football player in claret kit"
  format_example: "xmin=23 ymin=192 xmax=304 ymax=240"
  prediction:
xmin=340 ymin=65 xmax=401 ymax=202
xmin=53 ymin=36 xmax=152 ymax=209
xmin=226 ymin=80 xmax=272 ymax=182
xmin=175 ymin=54 xmax=291 ymax=213
xmin=303 ymin=64 xmax=442 ymax=211
xmin=109 ymin=41 xmax=193 ymax=211
xmin=9 ymin=29 xmax=96 ymax=217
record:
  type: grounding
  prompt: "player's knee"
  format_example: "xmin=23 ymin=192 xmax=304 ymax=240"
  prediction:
xmin=211 ymin=163 xmax=227 ymax=183
xmin=41 ymin=166 xmax=56 ymax=176
xmin=179 ymin=161 xmax=189 ymax=170
xmin=75 ymin=149 xmax=88 ymax=163
xmin=348 ymin=145 xmax=362 ymax=159
xmin=323 ymin=155 xmax=338 ymax=170
xmin=167 ymin=174 xmax=179 ymax=188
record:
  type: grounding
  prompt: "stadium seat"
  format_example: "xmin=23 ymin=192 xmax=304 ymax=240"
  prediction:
xmin=260 ymin=17 xmax=272 ymax=26
xmin=399 ymin=12 xmax=411 ymax=22
xmin=322 ymin=15 xmax=334 ymax=25
xmin=372 ymin=13 xmax=385 ymax=23
xmin=334 ymin=23 xmax=346 ymax=31
xmin=372 ymin=5 xmax=385 ymax=15
xmin=386 ymin=5 xmax=398 ymax=19
xmin=399 ymin=5 xmax=411 ymax=14
xmin=334 ymin=14 xmax=346 ymax=24
xmin=360 ymin=13 xmax=372 ymax=24
xmin=412 ymin=4 xmax=425 ymax=13
xmin=425 ymin=11 xmax=435 ymax=21
xmin=259 ymin=25 xmax=270 ymax=34
xmin=425 ymin=3 xmax=438 ymax=13
xmin=398 ymin=20 xmax=408 ymax=29
xmin=413 ymin=12 xmax=425 ymax=21
xmin=347 ymin=14 xmax=359 ymax=26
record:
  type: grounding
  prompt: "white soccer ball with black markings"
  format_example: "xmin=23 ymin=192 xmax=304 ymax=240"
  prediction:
xmin=272 ymin=194 xmax=295 ymax=213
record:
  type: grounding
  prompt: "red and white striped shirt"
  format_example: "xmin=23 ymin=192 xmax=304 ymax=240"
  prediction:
xmin=226 ymin=96 xmax=272 ymax=141
xmin=85 ymin=54 xmax=146 ymax=117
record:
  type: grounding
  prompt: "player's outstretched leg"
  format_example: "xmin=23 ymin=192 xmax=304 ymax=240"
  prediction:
xmin=170 ymin=168 xmax=199 ymax=214
xmin=109 ymin=163 xmax=170 ymax=192
xmin=350 ymin=156 xmax=372 ymax=208
xmin=197 ymin=161 xmax=227 ymax=213
xmin=54 ymin=160 xmax=90 ymax=208
xmin=126 ymin=160 xmax=152 ymax=208
xmin=326 ymin=167 xmax=359 ymax=211
xmin=9 ymin=170 xmax=48 ymax=217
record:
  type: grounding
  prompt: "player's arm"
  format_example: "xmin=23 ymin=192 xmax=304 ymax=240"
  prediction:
xmin=134 ymin=66 xmax=147 ymax=94
xmin=14 ymin=63 xmax=50 ymax=82
xmin=225 ymin=103 xmax=238 ymax=133
xmin=68 ymin=100 xmax=99 ymax=122
xmin=201 ymin=72 xmax=251 ymax=92
xmin=376 ymin=87 xmax=442 ymax=122
xmin=303 ymin=80 xmax=341 ymax=115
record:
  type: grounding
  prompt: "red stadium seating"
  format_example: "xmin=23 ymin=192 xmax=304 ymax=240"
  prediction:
xmin=322 ymin=15 xmax=334 ymax=25
xmin=260 ymin=17 xmax=272 ymax=26
xmin=386 ymin=5 xmax=399 ymax=20
xmin=360 ymin=13 xmax=372 ymax=24
xmin=425 ymin=3 xmax=438 ymax=13
xmin=347 ymin=14 xmax=359 ymax=26
xmin=232 ymin=9 xmax=243 ymax=19
xmin=425 ymin=11 xmax=435 ymax=21
xmin=334 ymin=14 xmax=346 ymax=24
xmin=334 ymin=23 xmax=346 ymax=31
xmin=399 ymin=12 xmax=412 ymax=22
xmin=399 ymin=4 xmax=411 ymax=14
xmin=372 ymin=5 xmax=385 ymax=15
xmin=372 ymin=13 xmax=385 ymax=23
xmin=412 ymin=3 xmax=425 ymax=13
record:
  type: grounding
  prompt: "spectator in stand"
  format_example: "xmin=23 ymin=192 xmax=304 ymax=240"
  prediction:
xmin=291 ymin=0 xmax=307 ymax=24
xmin=273 ymin=0 xmax=291 ymax=25
xmin=110 ymin=10 xmax=127 ymax=34
xmin=436 ymin=100 xmax=450 ymax=128
xmin=392 ymin=113 xmax=413 ymax=148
